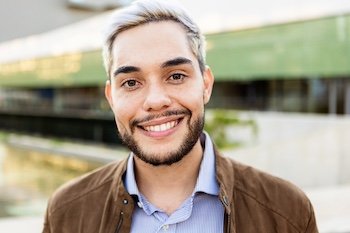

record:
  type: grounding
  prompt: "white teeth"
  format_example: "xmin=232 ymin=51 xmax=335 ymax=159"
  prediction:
xmin=144 ymin=120 xmax=178 ymax=132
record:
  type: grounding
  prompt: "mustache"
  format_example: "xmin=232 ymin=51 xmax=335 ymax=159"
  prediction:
xmin=131 ymin=109 xmax=191 ymax=128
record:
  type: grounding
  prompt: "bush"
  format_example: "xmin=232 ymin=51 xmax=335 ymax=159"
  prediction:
xmin=204 ymin=110 xmax=257 ymax=149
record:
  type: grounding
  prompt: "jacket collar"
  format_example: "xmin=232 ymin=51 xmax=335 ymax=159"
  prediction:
xmin=111 ymin=157 xmax=130 ymax=203
xmin=215 ymin=146 xmax=235 ymax=215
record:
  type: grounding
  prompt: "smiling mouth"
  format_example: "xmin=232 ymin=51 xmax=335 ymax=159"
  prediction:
xmin=139 ymin=119 xmax=182 ymax=132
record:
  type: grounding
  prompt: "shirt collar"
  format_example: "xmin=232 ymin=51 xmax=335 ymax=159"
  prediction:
xmin=124 ymin=151 xmax=139 ymax=197
xmin=193 ymin=131 xmax=220 ymax=196
xmin=124 ymin=131 xmax=220 ymax=206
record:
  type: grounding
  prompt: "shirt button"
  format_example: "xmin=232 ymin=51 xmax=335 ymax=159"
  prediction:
xmin=137 ymin=201 xmax=143 ymax=208
xmin=162 ymin=225 xmax=169 ymax=231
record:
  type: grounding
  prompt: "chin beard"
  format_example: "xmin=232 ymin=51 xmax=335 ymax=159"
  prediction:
xmin=118 ymin=112 xmax=204 ymax=166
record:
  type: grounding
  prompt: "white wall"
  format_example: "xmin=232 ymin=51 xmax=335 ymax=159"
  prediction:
xmin=223 ymin=112 xmax=350 ymax=188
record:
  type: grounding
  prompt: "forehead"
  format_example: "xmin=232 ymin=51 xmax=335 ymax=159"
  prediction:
xmin=111 ymin=21 xmax=196 ymax=68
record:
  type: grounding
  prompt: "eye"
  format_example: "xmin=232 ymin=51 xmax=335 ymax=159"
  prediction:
xmin=168 ymin=73 xmax=187 ymax=83
xmin=121 ymin=79 xmax=140 ymax=90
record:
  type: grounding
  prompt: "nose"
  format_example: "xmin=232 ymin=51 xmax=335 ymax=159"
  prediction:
xmin=143 ymin=82 xmax=172 ymax=112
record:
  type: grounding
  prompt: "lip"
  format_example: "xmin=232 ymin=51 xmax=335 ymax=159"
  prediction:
xmin=137 ymin=116 xmax=185 ymax=138
xmin=137 ymin=115 xmax=184 ymax=127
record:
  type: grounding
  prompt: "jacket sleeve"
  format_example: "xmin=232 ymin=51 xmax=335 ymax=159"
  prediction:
xmin=304 ymin=202 xmax=318 ymax=233
xmin=42 ymin=199 xmax=52 ymax=233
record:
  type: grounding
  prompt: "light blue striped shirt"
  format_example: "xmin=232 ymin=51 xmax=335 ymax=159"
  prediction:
xmin=124 ymin=132 xmax=224 ymax=233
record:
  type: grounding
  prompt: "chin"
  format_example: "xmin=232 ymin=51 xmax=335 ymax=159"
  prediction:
xmin=135 ymin=151 xmax=188 ymax=166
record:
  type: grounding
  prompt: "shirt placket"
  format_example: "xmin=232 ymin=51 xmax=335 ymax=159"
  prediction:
xmin=155 ymin=195 xmax=194 ymax=233
xmin=156 ymin=222 xmax=176 ymax=233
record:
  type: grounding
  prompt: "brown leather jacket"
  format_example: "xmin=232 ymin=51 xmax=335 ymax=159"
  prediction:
xmin=43 ymin=149 xmax=318 ymax=233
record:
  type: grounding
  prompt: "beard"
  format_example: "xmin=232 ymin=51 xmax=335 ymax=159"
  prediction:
xmin=118 ymin=110 xmax=204 ymax=166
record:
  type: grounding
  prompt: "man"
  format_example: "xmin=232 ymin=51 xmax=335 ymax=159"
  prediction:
xmin=43 ymin=0 xmax=318 ymax=232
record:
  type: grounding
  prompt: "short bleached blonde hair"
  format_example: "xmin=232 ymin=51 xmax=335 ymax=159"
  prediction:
xmin=102 ymin=0 xmax=206 ymax=78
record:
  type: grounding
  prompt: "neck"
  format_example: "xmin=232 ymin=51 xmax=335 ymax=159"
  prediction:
xmin=133 ymin=140 xmax=203 ymax=215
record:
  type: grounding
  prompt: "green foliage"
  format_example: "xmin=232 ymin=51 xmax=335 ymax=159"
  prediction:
xmin=0 ymin=131 xmax=9 ymax=142
xmin=204 ymin=110 xmax=257 ymax=149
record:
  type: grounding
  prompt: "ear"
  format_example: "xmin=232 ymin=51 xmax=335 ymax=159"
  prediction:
xmin=105 ymin=80 xmax=113 ymax=108
xmin=203 ymin=66 xmax=214 ymax=104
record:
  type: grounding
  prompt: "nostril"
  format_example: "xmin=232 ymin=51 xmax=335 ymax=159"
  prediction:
xmin=143 ymin=91 xmax=172 ymax=111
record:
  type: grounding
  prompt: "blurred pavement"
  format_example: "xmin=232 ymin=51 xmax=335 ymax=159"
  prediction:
xmin=0 ymin=216 xmax=43 ymax=233
xmin=306 ymin=185 xmax=350 ymax=233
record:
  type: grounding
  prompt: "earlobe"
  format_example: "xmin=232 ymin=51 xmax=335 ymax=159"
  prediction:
xmin=203 ymin=66 xmax=214 ymax=104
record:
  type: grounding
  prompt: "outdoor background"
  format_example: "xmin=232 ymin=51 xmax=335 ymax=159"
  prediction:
xmin=0 ymin=0 xmax=350 ymax=232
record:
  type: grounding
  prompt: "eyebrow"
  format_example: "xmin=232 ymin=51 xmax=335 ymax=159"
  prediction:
xmin=112 ymin=57 xmax=192 ymax=78
xmin=113 ymin=66 xmax=140 ymax=78
xmin=161 ymin=57 xmax=193 ymax=68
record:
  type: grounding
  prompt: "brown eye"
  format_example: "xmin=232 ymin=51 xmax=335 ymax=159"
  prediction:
xmin=121 ymin=79 xmax=140 ymax=90
xmin=172 ymin=74 xmax=183 ymax=80
xmin=169 ymin=73 xmax=186 ymax=83
xmin=125 ymin=80 xmax=137 ymax=87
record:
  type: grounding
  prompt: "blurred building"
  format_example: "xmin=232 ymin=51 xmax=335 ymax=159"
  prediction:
xmin=0 ymin=0 xmax=131 ymax=43
xmin=0 ymin=0 xmax=349 ymax=142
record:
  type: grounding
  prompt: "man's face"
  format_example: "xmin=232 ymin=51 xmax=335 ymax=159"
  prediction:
xmin=105 ymin=21 xmax=214 ymax=166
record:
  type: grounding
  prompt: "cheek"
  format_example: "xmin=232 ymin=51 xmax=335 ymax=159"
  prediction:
xmin=110 ymin=95 xmax=131 ymax=123
xmin=113 ymin=109 xmax=133 ymax=135
xmin=112 ymin=93 xmax=143 ymax=125
xmin=178 ymin=84 xmax=205 ymax=105
xmin=172 ymin=91 xmax=204 ymax=118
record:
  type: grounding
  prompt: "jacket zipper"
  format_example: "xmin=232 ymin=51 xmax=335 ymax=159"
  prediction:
xmin=221 ymin=195 xmax=231 ymax=233
xmin=114 ymin=211 xmax=124 ymax=233
xmin=226 ymin=213 xmax=231 ymax=233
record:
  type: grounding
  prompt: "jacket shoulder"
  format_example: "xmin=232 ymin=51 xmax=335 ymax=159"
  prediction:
xmin=220 ymin=156 xmax=315 ymax=232
xmin=48 ymin=159 xmax=126 ymax=215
